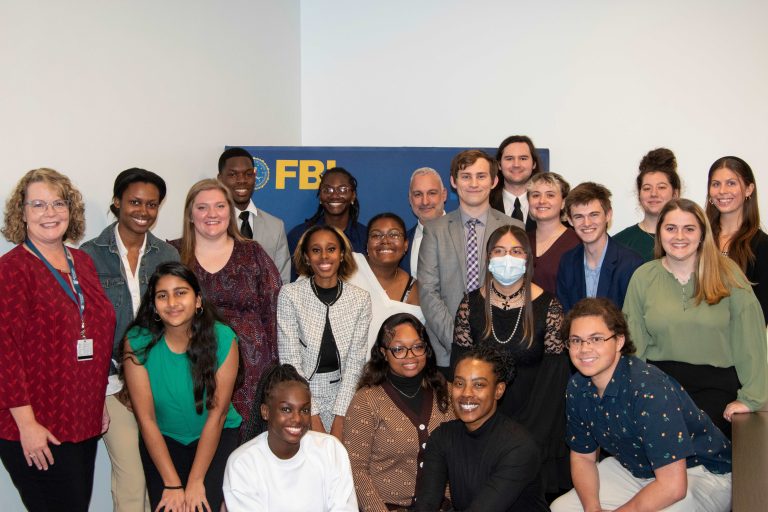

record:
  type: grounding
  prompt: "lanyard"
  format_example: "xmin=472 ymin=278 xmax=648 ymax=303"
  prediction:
xmin=25 ymin=239 xmax=86 ymax=338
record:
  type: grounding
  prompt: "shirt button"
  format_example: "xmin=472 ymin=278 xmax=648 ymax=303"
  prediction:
xmin=419 ymin=462 xmax=423 ymax=468
xmin=419 ymin=424 xmax=426 ymax=430
xmin=422 ymin=443 xmax=426 ymax=449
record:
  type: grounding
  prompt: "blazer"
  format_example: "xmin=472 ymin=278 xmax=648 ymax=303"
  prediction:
xmin=400 ymin=224 xmax=417 ymax=275
xmin=556 ymin=236 xmax=644 ymax=314
xmin=249 ymin=207 xmax=291 ymax=284
xmin=277 ymin=278 xmax=372 ymax=417
xmin=490 ymin=191 xmax=537 ymax=231
xmin=417 ymin=208 xmax=522 ymax=366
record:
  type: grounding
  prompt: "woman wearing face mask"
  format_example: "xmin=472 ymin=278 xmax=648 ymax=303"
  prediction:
xmin=450 ymin=224 xmax=571 ymax=497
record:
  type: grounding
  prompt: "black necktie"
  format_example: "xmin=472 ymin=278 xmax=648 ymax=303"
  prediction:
xmin=239 ymin=211 xmax=253 ymax=239
xmin=512 ymin=197 xmax=524 ymax=222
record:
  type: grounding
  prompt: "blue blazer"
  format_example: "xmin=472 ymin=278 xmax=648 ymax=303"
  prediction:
xmin=400 ymin=224 xmax=417 ymax=275
xmin=556 ymin=237 xmax=644 ymax=314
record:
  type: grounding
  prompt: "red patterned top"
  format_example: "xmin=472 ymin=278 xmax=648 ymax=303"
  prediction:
xmin=0 ymin=245 xmax=115 ymax=442
xmin=170 ymin=239 xmax=281 ymax=433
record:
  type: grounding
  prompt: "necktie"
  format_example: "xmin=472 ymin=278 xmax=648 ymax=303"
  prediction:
xmin=466 ymin=218 xmax=480 ymax=292
xmin=512 ymin=197 xmax=524 ymax=222
xmin=239 ymin=211 xmax=253 ymax=239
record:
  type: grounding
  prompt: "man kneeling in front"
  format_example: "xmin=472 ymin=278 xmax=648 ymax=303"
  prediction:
xmin=551 ymin=298 xmax=732 ymax=512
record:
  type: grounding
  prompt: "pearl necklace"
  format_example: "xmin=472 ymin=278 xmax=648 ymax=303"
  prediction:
xmin=489 ymin=287 xmax=524 ymax=344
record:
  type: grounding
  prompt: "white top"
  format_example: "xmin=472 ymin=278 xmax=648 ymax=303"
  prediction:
xmin=410 ymin=222 xmax=424 ymax=277
xmin=348 ymin=252 xmax=425 ymax=353
xmin=502 ymin=188 xmax=529 ymax=221
xmin=109 ymin=224 xmax=146 ymax=395
xmin=223 ymin=430 xmax=358 ymax=512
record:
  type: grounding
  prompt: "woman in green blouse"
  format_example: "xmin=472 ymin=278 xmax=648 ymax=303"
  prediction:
xmin=623 ymin=198 xmax=767 ymax=438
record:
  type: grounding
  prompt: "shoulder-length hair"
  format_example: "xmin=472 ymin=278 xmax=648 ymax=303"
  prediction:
xmin=119 ymin=262 xmax=229 ymax=414
xmin=481 ymin=225 xmax=535 ymax=348
xmin=179 ymin=179 xmax=244 ymax=267
xmin=2 ymin=168 xmax=86 ymax=244
xmin=706 ymin=156 xmax=760 ymax=273
xmin=655 ymin=198 xmax=743 ymax=306
xmin=292 ymin=224 xmax=357 ymax=280
xmin=357 ymin=313 xmax=449 ymax=413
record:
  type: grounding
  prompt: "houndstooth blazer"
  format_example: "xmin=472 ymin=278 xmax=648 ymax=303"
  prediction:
xmin=277 ymin=277 xmax=372 ymax=417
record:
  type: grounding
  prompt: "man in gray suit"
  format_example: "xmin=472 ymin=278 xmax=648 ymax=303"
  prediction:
xmin=418 ymin=150 xmax=523 ymax=376
xmin=218 ymin=147 xmax=291 ymax=283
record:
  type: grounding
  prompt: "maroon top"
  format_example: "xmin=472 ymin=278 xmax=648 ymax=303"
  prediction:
xmin=0 ymin=245 xmax=114 ymax=442
xmin=170 ymin=239 xmax=281 ymax=432
xmin=528 ymin=228 xmax=581 ymax=295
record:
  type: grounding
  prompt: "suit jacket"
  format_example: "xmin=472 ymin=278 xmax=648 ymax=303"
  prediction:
xmin=417 ymin=208 xmax=522 ymax=366
xmin=490 ymin=191 xmax=537 ymax=231
xmin=400 ymin=224 xmax=417 ymax=275
xmin=250 ymin=207 xmax=291 ymax=284
xmin=556 ymin=236 xmax=644 ymax=314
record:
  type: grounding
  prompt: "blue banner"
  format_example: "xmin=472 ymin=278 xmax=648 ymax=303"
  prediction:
xmin=236 ymin=146 xmax=550 ymax=233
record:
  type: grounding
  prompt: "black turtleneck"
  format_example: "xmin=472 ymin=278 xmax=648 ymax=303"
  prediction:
xmin=386 ymin=370 xmax=424 ymax=414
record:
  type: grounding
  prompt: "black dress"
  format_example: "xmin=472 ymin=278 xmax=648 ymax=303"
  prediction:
xmin=451 ymin=289 xmax=571 ymax=494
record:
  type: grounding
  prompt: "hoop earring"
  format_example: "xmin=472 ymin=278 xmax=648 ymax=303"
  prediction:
xmin=708 ymin=197 xmax=715 ymax=205
xmin=153 ymin=313 xmax=162 ymax=322
xmin=196 ymin=305 xmax=204 ymax=316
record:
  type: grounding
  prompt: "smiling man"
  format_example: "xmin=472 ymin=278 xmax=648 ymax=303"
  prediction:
xmin=415 ymin=345 xmax=548 ymax=511
xmin=490 ymin=135 xmax=542 ymax=230
xmin=418 ymin=150 xmax=521 ymax=374
xmin=402 ymin=167 xmax=447 ymax=276
xmin=556 ymin=182 xmax=643 ymax=313
xmin=217 ymin=147 xmax=290 ymax=283
xmin=551 ymin=298 xmax=732 ymax=512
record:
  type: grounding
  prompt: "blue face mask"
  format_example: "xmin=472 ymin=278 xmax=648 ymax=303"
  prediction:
xmin=488 ymin=255 xmax=526 ymax=286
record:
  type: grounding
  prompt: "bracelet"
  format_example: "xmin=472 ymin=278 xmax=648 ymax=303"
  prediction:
xmin=163 ymin=485 xmax=183 ymax=490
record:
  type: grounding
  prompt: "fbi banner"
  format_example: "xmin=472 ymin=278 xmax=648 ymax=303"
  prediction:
xmin=236 ymin=146 xmax=550 ymax=232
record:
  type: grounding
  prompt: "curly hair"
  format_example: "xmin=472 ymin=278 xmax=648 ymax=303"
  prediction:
xmin=454 ymin=344 xmax=517 ymax=385
xmin=357 ymin=313 xmax=450 ymax=413
xmin=561 ymin=297 xmax=636 ymax=355
xmin=241 ymin=363 xmax=310 ymax=442
xmin=305 ymin=167 xmax=361 ymax=226
xmin=2 ymin=168 xmax=86 ymax=244
xmin=119 ymin=262 xmax=231 ymax=414
xmin=292 ymin=224 xmax=357 ymax=280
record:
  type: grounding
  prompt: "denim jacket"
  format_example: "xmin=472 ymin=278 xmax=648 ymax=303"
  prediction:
xmin=80 ymin=222 xmax=179 ymax=373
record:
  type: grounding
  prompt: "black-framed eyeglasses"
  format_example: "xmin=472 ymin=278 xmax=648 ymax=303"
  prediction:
xmin=320 ymin=185 xmax=352 ymax=195
xmin=385 ymin=343 xmax=428 ymax=359
xmin=369 ymin=230 xmax=404 ymax=242
xmin=566 ymin=334 xmax=617 ymax=349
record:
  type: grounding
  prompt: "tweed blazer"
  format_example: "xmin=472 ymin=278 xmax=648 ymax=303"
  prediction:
xmin=277 ymin=278 xmax=372 ymax=416
xmin=344 ymin=384 xmax=454 ymax=511
xmin=417 ymin=208 xmax=522 ymax=366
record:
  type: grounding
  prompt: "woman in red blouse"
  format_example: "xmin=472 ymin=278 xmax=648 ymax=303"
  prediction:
xmin=0 ymin=168 xmax=115 ymax=511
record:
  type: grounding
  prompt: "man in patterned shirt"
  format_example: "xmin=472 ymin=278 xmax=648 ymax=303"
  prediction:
xmin=551 ymin=298 xmax=732 ymax=512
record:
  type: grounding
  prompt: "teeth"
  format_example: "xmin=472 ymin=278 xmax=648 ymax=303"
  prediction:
xmin=285 ymin=427 xmax=302 ymax=435
xmin=459 ymin=404 xmax=479 ymax=411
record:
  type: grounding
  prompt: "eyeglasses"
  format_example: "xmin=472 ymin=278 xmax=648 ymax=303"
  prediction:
xmin=320 ymin=185 xmax=351 ymax=195
xmin=490 ymin=247 xmax=526 ymax=257
xmin=369 ymin=230 xmax=404 ymax=242
xmin=566 ymin=334 xmax=617 ymax=349
xmin=385 ymin=343 xmax=428 ymax=359
xmin=24 ymin=199 xmax=70 ymax=213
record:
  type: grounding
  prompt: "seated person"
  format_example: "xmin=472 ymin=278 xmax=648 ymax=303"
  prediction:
xmin=551 ymin=298 xmax=732 ymax=512
xmin=223 ymin=363 xmax=358 ymax=512
xmin=415 ymin=345 xmax=548 ymax=511
xmin=557 ymin=182 xmax=644 ymax=313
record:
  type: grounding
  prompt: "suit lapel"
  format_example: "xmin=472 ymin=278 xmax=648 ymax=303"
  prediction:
xmin=596 ymin=238 xmax=617 ymax=298
xmin=447 ymin=212 xmax=467 ymax=289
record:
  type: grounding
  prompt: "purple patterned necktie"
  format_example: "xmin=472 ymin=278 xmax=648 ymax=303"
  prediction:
xmin=466 ymin=218 xmax=480 ymax=292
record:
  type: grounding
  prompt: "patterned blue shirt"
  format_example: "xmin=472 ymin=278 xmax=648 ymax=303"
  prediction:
xmin=565 ymin=355 xmax=732 ymax=478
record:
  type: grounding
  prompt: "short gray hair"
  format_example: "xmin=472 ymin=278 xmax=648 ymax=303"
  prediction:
xmin=409 ymin=167 xmax=444 ymax=190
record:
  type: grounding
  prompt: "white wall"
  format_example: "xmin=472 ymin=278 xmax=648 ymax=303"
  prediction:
xmin=0 ymin=1 xmax=300 ymax=509
xmin=300 ymin=0 xmax=768 ymax=231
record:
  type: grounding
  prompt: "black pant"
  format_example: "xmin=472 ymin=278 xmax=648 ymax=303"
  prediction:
xmin=0 ymin=437 xmax=98 ymax=512
xmin=139 ymin=428 xmax=238 ymax=512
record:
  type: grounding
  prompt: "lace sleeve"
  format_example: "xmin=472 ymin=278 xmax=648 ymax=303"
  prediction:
xmin=453 ymin=294 xmax=473 ymax=348
xmin=544 ymin=297 xmax=566 ymax=355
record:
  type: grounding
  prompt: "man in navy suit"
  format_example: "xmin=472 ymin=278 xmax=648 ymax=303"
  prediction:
xmin=402 ymin=167 xmax=447 ymax=276
xmin=556 ymin=182 xmax=643 ymax=313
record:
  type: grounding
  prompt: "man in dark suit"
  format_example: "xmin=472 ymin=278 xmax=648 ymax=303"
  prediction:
xmin=490 ymin=135 xmax=541 ymax=231
xmin=556 ymin=182 xmax=644 ymax=313
xmin=418 ymin=150 xmax=523 ymax=375
xmin=402 ymin=167 xmax=447 ymax=276
xmin=218 ymin=147 xmax=291 ymax=283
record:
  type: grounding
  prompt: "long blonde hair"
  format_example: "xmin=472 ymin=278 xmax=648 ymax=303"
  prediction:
xmin=655 ymin=198 xmax=744 ymax=305
xmin=179 ymin=179 xmax=244 ymax=267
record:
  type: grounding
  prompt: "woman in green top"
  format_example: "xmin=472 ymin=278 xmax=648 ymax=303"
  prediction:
xmin=122 ymin=262 xmax=241 ymax=512
xmin=623 ymin=199 xmax=767 ymax=438
xmin=614 ymin=148 xmax=681 ymax=261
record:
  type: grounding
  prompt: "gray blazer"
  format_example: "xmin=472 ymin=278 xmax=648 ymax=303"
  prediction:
xmin=250 ymin=207 xmax=291 ymax=284
xmin=417 ymin=208 xmax=522 ymax=366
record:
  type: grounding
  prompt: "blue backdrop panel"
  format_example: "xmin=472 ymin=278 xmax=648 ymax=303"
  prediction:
xmin=236 ymin=146 xmax=549 ymax=232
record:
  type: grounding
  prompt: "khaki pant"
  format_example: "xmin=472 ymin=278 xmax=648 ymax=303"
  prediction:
xmin=102 ymin=394 xmax=150 ymax=512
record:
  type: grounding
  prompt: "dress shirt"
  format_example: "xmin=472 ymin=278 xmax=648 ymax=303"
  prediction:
xmin=584 ymin=241 xmax=608 ymax=298
xmin=502 ymin=189 xmax=529 ymax=220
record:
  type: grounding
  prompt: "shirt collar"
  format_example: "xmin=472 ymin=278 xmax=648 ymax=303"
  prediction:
xmin=114 ymin=223 xmax=147 ymax=258
xmin=459 ymin=207 xmax=489 ymax=226
xmin=237 ymin=199 xmax=259 ymax=217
